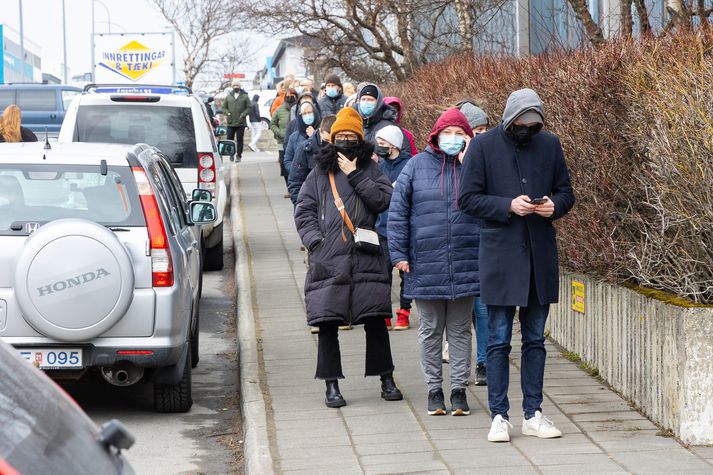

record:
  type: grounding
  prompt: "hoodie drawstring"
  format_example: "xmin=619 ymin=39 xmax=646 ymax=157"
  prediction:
xmin=454 ymin=158 xmax=460 ymax=210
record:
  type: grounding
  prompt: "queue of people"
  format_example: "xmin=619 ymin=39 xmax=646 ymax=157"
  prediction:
xmin=268 ymin=74 xmax=575 ymax=443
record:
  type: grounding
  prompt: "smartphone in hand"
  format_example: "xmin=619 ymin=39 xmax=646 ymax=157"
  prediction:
xmin=528 ymin=197 xmax=547 ymax=205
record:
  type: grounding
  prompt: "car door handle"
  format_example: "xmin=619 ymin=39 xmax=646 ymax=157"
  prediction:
xmin=50 ymin=113 xmax=57 ymax=119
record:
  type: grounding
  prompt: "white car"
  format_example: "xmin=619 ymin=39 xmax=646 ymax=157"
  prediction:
xmin=59 ymin=84 xmax=232 ymax=270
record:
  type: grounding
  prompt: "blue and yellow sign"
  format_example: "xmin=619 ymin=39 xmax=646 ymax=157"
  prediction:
xmin=98 ymin=40 xmax=167 ymax=82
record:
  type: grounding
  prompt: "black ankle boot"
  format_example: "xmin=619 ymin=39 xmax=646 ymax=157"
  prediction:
xmin=325 ymin=380 xmax=346 ymax=408
xmin=380 ymin=374 xmax=403 ymax=401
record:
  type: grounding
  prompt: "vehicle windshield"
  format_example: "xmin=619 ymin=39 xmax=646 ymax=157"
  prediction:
xmin=0 ymin=164 xmax=144 ymax=234
xmin=75 ymin=104 xmax=198 ymax=168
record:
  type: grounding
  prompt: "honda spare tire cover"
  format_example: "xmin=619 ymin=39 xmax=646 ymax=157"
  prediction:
xmin=14 ymin=219 xmax=134 ymax=341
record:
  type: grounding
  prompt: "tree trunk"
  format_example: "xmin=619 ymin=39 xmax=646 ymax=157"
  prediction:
xmin=454 ymin=0 xmax=475 ymax=52
xmin=566 ymin=0 xmax=607 ymax=46
xmin=633 ymin=0 xmax=652 ymax=34
xmin=621 ymin=0 xmax=633 ymax=37
xmin=666 ymin=0 xmax=692 ymax=29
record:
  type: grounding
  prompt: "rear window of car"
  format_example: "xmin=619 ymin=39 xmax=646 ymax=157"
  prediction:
xmin=0 ymin=90 xmax=14 ymax=109
xmin=0 ymin=164 xmax=144 ymax=234
xmin=16 ymin=90 xmax=58 ymax=111
xmin=75 ymin=105 xmax=198 ymax=168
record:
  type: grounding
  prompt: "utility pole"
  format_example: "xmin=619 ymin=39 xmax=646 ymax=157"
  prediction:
xmin=91 ymin=0 xmax=95 ymax=81
xmin=62 ymin=0 xmax=68 ymax=83
xmin=18 ymin=0 xmax=25 ymax=81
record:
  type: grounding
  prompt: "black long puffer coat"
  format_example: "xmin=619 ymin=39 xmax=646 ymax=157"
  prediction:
xmin=294 ymin=142 xmax=393 ymax=326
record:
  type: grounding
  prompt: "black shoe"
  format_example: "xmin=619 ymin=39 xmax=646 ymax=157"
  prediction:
xmin=380 ymin=374 xmax=403 ymax=401
xmin=475 ymin=363 xmax=487 ymax=386
xmin=427 ymin=388 xmax=447 ymax=415
xmin=450 ymin=388 xmax=470 ymax=415
xmin=325 ymin=380 xmax=346 ymax=408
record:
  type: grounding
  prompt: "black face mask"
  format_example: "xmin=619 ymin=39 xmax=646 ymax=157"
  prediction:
xmin=285 ymin=96 xmax=296 ymax=104
xmin=334 ymin=140 xmax=360 ymax=160
xmin=510 ymin=123 xmax=543 ymax=144
xmin=233 ymin=87 xmax=240 ymax=93
xmin=375 ymin=145 xmax=392 ymax=160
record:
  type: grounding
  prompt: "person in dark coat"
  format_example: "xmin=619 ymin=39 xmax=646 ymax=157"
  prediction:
xmin=294 ymin=107 xmax=403 ymax=408
xmin=458 ymin=88 xmax=575 ymax=442
xmin=354 ymin=83 xmax=409 ymax=153
xmin=288 ymin=114 xmax=337 ymax=205
xmin=283 ymin=99 xmax=321 ymax=179
xmin=270 ymin=88 xmax=296 ymax=189
xmin=247 ymin=94 xmax=263 ymax=152
xmin=388 ymin=108 xmax=481 ymax=417
xmin=318 ymin=74 xmax=347 ymax=116
xmin=373 ymin=125 xmax=412 ymax=332
xmin=223 ymin=79 xmax=251 ymax=161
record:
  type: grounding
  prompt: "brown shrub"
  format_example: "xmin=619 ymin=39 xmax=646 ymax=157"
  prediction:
xmin=387 ymin=30 xmax=713 ymax=303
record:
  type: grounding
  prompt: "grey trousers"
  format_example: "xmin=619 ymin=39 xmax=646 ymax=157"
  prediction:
xmin=416 ymin=297 xmax=475 ymax=392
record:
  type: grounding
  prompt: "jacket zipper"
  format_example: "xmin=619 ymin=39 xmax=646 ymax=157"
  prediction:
xmin=445 ymin=159 xmax=456 ymax=299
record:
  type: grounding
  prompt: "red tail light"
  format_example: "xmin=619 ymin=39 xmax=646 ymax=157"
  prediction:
xmin=198 ymin=152 xmax=216 ymax=191
xmin=132 ymin=167 xmax=174 ymax=287
xmin=117 ymin=350 xmax=155 ymax=355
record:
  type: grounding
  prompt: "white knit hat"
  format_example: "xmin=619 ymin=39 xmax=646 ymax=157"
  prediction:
xmin=375 ymin=125 xmax=403 ymax=149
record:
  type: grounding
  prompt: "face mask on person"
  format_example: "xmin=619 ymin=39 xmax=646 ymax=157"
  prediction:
xmin=326 ymin=87 xmax=339 ymax=98
xmin=375 ymin=145 xmax=392 ymax=160
xmin=334 ymin=139 xmax=360 ymax=160
xmin=302 ymin=113 xmax=315 ymax=126
xmin=295 ymin=86 xmax=305 ymax=95
xmin=438 ymin=134 xmax=465 ymax=156
xmin=359 ymin=101 xmax=376 ymax=117
xmin=285 ymin=96 xmax=296 ymax=105
xmin=233 ymin=87 xmax=240 ymax=93
xmin=510 ymin=123 xmax=542 ymax=143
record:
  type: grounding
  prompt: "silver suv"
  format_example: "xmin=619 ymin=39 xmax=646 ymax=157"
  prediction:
xmin=0 ymin=142 xmax=216 ymax=413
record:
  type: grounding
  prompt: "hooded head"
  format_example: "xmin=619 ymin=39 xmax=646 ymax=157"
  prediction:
xmin=355 ymin=83 xmax=384 ymax=120
xmin=501 ymin=88 xmax=544 ymax=131
xmin=297 ymin=100 xmax=321 ymax=136
xmin=383 ymin=96 xmax=404 ymax=123
xmin=252 ymin=94 xmax=260 ymax=102
xmin=428 ymin=108 xmax=474 ymax=155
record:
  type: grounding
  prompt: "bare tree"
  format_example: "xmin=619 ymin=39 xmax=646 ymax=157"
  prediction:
xmin=151 ymin=0 xmax=246 ymax=88
xmin=565 ymin=0 xmax=606 ymax=46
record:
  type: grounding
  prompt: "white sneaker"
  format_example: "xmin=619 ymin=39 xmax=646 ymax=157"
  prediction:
xmin=248 ymin=144 xmax=257 ymax=152
xmin=488 ymin=415 xmax=513 ymax=442
xmin=522 ymin=411 xmax=562 ymax=438
xmin=442 ymin=341 xmax=449 ymax=363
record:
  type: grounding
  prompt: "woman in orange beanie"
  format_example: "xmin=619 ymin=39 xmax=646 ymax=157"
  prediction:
xmin=294 ymin=107 xmax=403 ymax=408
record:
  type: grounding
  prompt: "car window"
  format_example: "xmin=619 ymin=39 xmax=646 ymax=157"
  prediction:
xmin=156 ymin=158 xmax=189 ymax=227
xmin=61 ymin=90 xmax=80 ymax=110
xmin=0 ymin=164 xmax=143 ymax=234
xmin=75 ymin=105 xmax=198 ymax=168
xmin=147 ymin=163 xmax=180 ymax=235
xmin=16 ymin=90 xmax=58 ymax=111
xmin=0 ymin=90 xmax=14 ymax=110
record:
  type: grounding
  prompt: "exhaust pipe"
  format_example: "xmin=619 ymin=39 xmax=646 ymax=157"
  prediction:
xmin=100 ymin=364 xmax=144 ymax=387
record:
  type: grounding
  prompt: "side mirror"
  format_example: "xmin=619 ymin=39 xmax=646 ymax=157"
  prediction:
xmin=190 ymin=201 xmax=217 ymax=224
xmin=218 ymin=140 xmax=236 ymax=157
xmin=191 ymin=188 xmax=213 ymax=202
xmin=214 ymin=125 xmax=227 ymax=137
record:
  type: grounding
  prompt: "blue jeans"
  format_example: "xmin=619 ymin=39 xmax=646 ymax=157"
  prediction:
xmin=472 ymin=297 xmax=488 ymax=365
xmin=486 ymin=286 xmax=549 ymax=420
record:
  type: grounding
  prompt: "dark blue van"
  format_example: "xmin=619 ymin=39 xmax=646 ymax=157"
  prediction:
xmin=0 ymin=84 xmax=81 ymax=135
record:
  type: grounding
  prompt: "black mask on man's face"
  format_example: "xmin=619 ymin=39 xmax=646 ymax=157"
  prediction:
xmin=233 ymin=87 xmax=240 ymax=93
xmin=285 ymin=96 xmax=296 ymax=105
xmin=375 ymin=145 xmax=392 ymax=160
xmin=510 ymin=123 xmax=543 ymax=144
xmin=334 ymin=140 xmax=360 ymax=160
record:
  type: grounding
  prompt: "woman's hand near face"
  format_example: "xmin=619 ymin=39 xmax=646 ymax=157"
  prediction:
xmin=337 ymin=152 xmax=357 ymax=175
xmin=458 ymin=136 xmax=471 ymax=163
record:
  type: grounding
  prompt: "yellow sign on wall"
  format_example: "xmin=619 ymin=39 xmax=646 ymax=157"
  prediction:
xmin=572 ymin=281 xmax=585 ymax=313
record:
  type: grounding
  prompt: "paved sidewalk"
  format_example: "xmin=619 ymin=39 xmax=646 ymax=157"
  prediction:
xmin=233 ymin=153 xmax=713 ymax=475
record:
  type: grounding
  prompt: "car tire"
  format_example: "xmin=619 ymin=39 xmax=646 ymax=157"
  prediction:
xmin=260 ymin=117 xmax=270 ymax=130
xmin=203 ymin=236 xmax=224 ymax=271
xmin=153 ymin=346 xmax=193 ymax=413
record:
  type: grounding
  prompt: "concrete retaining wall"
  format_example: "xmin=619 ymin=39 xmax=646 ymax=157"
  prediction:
xmin=548 ymin=271 xmax=713 ymax=445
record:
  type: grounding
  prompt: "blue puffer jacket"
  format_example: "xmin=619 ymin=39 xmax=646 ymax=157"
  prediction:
xmin=387 ymin=108 xmax=482 ymax=301
xmin=375 ymin=149 xmax=411 ymax=237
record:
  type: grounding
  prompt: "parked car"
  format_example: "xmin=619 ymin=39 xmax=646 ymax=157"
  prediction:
xmin=0 ymin=84 xmax=81 ymax=136
xmin=0 ymin=338 xmax=135 ymax=474
xmin=0 ymin=142 xmax=216 ymax=412
xmin=59 ymin=84 xmax=232 ymax=270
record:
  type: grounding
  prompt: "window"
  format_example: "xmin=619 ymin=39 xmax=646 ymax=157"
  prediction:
xmin=76 ymin=105 xmax=198 ymax=168
xmin=61 ymin=90 xmax=80 ymax=110
xmin=16 ymin=90 xmax=58 ymax=111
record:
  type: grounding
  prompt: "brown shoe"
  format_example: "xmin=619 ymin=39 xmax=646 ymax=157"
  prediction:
xmin=310 ymin=326 xmax=319 ymax=334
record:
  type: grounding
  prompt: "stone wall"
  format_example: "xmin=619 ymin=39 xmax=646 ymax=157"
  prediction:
xmin=548 ymin=271 xmax=713 ymax=445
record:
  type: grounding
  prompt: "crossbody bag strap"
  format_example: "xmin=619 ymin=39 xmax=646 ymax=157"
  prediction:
xmin=328 ymin=171 xmax=356 ymax=242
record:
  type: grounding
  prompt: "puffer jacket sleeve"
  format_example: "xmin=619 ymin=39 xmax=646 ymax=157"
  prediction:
xmin=459 ymin=139 xmax=512 ymax=223
xmin=269 ymin=109 xmax=285 ymax=142
xmin=294 ymin=170 xmax=323 ymax=250
xmin=347 ymin=164 xmax=392 ymax=215
xmin=288 ymin=143 xmax=309 ymax=205
xmin=387 ymin=159 xmax=414 ymax=265
xmin=283 ymin=131 xmax=298 ymax=173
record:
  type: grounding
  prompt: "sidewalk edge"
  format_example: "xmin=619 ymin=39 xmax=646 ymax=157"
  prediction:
xmin=230 ymin=163 xmax=275 ymax=475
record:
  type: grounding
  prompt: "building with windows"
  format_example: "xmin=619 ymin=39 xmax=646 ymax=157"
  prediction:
xmin=0 ymin=24 xmax=42 ymax=83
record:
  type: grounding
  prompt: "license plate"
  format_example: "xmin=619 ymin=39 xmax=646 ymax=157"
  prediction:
xmin=18 ymin=348 xmax=83 ymax=369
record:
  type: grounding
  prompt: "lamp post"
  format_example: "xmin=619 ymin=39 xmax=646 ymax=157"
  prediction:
xmin=90 ymin=0 xmax=114 ymax=81
xmin=62 ymin=0 xmax=68 ymax=83
xmin=18 ymin=0 xmax=25 ymax=81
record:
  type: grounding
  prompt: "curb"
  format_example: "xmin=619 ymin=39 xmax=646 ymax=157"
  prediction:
xmin=230 ymin=163 xmax=275 ymax=475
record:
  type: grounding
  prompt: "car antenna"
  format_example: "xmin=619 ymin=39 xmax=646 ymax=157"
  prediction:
xmin=43 ymin=127 xmax=51 ymax=150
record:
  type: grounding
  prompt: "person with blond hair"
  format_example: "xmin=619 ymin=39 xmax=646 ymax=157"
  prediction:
xmin=0 ymin=105 xmax=37 ymax=143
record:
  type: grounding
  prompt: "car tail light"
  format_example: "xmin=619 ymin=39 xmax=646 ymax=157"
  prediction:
xmin=132 ymin=167 xmax=174 ymax=287
xmin=0 ymin=457 xmax=21 ymax=475
xmin=110 ymin=94 xmax=160 ymax=103
xmin=117 ymin=350 xmax=154 ymax=355
xmin=198 ymin=152 xmax=216 ymax=191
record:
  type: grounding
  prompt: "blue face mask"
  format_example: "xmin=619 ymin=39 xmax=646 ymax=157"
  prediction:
xmin=359 ymin=101 xmax=376 ymax=117
xmin=295 ymin=86 xmax=305 ymax=95
xmin=326 ymin=87 xmax=339 ymax=98
xmin=302 ymin=113 xmax=315 ymax=126
xmin=438 ymin=134 xmax=465 ymax=156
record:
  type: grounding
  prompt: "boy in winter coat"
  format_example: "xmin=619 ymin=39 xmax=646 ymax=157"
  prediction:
xmin=388 ymin=108 xmax=482 ymax=417
xmin=373 ymin=125 xmax=413 ymax=331
xmin=294 ymin=107 xmax=403 ymax=408
xmin=288 ymin=114 xmax=337 ymax=205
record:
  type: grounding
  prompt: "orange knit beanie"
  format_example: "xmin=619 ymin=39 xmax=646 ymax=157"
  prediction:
xmin=330 ymin=107 xmax=364 ymax=143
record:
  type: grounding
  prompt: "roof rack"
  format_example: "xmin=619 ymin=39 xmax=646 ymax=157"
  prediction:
xmin=82 ymin=83 xmax=193 ymax=94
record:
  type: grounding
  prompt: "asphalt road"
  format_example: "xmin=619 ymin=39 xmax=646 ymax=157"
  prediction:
xmin=60 ymin=226 xmax=242 ymax=475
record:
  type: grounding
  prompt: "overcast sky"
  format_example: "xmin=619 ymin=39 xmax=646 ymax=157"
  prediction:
xmin=0 ymin=0 xmax=278 ymax=85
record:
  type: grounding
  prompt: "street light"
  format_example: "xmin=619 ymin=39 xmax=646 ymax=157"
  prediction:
xmin=91 ymin=0 xmax=122 ymax=81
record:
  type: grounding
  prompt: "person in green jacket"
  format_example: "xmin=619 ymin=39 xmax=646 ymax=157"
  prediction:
xmin=224 ymin=78 xmax=251 ymax=161
xmin=270 ymin=87 xmax=297 ymax=188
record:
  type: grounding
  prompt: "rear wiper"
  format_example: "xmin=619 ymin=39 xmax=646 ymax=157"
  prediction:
xmin=109 ymin=227 xmax=131 ymax=232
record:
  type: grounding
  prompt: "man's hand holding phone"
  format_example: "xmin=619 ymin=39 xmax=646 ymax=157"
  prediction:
xmin=510 ymin=195 xmax=536 ymax=216
xmin=532 ymin=196 xmax=555 ymax=218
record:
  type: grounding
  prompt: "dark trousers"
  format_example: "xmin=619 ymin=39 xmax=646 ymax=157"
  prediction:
xmin=380 ymin=237 xmax=412 ymax=311
xmin=315 ymin=319 xmax=395 ymax=380
xmin=278 ymin=150 xmax=288 ymax=186
xmin=486 ymin=275 xmax=549 ymax=420
xmin=226 ymin=125 xmax=246 ymax=158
